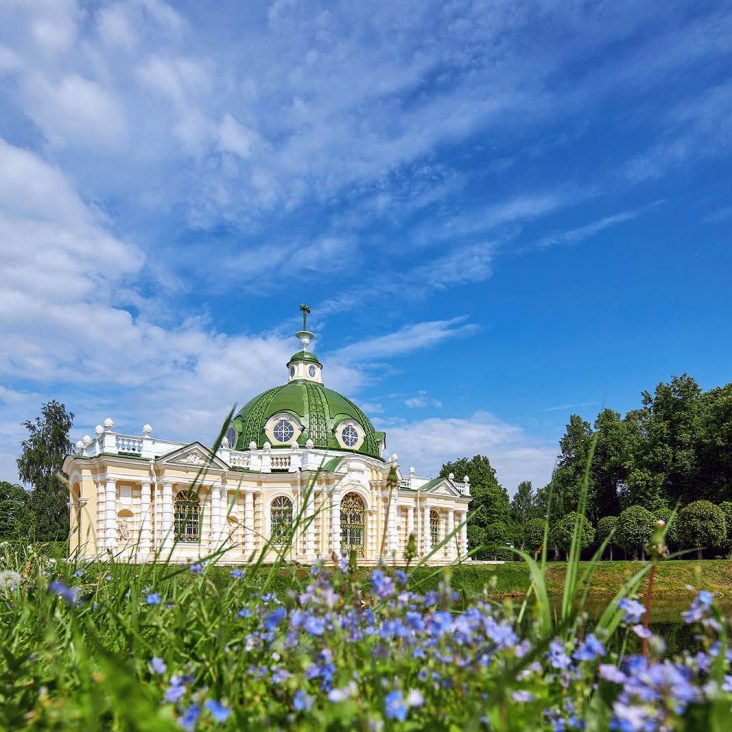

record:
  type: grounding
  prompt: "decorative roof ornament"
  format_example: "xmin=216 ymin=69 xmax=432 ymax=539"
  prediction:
xmin=288 ymin=304 xmax=323 ymax=383
xmin=296 ymin=303 xmax=315 ymax=352
xmin=300 ymin=303 xmax=311 ymax=330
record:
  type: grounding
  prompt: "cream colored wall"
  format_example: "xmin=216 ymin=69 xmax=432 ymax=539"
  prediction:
xmin=66 ymin=453 xmax=468 ymax=564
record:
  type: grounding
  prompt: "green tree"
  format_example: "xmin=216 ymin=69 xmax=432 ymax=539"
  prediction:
xmin=483 ymin=522 xmax=510 ymax=560
xmin=590 ymin=409 xmax=635 ymax=522
xmin=524 ymin=518 xmax=547 ymax=559
xmin=595 ymin=516 xmax=618 ymax=560
xmin=17 ymin=400 xmax=74 ymax=542
xmin=0 ymin=481 xmax=29 ymax=539
xmin=546 ymin=416 xmax=594 ymax=521
xmin=441 ymin=455 xmax=509 ymax=554
xmin=550 ymin=512 xmax=595 ymax=560
xmin=720 ymin=501 xmax=732 ymax=557
xmin=466 ymin=524 xmax=487 ymax=559
xmin=615 ymin=505 xmax=656 ymax=560
xmin=637 ymin=375 xmax=704 ymax=506
xmin=510 ymin=481 xmax=535 ymax=525
xmin=677 ymin=500 xmax=727 ymax=559
xmin=654 ymin=507 xmax=680 ymax=550
xmin=622 ymin=468 xmax=666 ymax=512
xmin=696 ymin=384 xmax=732 ymax=502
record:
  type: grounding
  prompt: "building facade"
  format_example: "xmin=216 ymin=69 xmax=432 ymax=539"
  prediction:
xmin=63 ymin=316 xmax=471 ymax=565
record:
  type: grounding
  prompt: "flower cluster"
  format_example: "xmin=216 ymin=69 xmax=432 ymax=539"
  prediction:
xmin=135 ymin=568 xmax=731 ymax=730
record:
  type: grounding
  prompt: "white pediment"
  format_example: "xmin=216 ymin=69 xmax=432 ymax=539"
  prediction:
xmin=158 ymin=442 xmax=229 ymax=470
xmin=424 ymin=479 xmax=461 ymax=497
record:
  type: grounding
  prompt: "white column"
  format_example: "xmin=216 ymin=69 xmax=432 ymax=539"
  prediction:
xmin=447 ymin=508 xmax=456 ymax=560
xmin=460 ymin=511 xmax=468 ymax=557
xmin=162 ymin=479 xmax=174 ymax=549
xmin=305 ymin=486 xmax=316 ymax=557
xmin=104 ymin=477 xmax=116 ymax=550
xmin=139 ymin=480 xmax=151 ymax=555
xmin=96 ymin=481 xmax=105 ymax=551
xmin=387 ymin=492 xmax=398 ymax=556
xmin=330 ymin=489 xmax=341 ymax=556
xmin=423 ymin=505 xmax=431 ymax=555
xmin=211 ymin=483 xmax=221 ymax=549
xmin=218 ymin=485 xmax=228 ymax=547
xmin=154 ymin=481 xmax=162 ymax=550
xmin=244 ymin=490 xmax=255 ymax=557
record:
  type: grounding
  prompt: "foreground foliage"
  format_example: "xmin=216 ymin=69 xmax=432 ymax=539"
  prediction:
xmin=1 ymin=542 xmax=732 ymax=731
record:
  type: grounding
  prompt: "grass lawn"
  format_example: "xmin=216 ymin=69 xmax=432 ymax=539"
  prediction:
xmin=198 ymin=559 xmax=732 ymax=604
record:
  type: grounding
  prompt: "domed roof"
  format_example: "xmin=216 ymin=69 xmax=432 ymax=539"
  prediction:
xmin=231 ymin=381 xmax=384 ymax=458
xmin=229 ymin=305 xmax=385 ymax=459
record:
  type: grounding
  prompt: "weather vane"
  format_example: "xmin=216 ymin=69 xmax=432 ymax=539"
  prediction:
xmin=299 ymin=303 xmax=311 ymax=331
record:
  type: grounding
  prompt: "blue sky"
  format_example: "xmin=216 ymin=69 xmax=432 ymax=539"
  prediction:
xmin=1 ymin=0 xmax=731 ymax=491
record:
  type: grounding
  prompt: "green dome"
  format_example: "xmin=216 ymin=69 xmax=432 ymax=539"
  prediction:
xmin=287 ymin=350 xmax=321 ymax=365
xmin=232 ymin=381 xmax=385 ymax=459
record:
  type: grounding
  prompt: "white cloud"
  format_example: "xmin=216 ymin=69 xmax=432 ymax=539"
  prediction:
xmin=21 ymin=72 xmax=128 ymax=149
xmin=404 ymin=391 xmax=442 ymax=409
xmin=218 ymin=114 xmax=260 ymax=159
xmin=333 ymin=317 xmax=478 ymax=362
xmin=534 ymin=204 xmax=662 ymax=249
xmin=382 ymin=411 xmax=557 ymax=493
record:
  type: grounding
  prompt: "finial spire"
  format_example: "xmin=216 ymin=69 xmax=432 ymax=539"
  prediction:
xmin=300 ymin=303 xmax=311 ymax=331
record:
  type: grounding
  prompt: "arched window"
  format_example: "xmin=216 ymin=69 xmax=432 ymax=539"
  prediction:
xmin=341 ymin=492 xmax=365 ymax=556
xmin=174 ymin=489 xmax=200 ymax=543
xmin=430 ymin=510 xmax=440 ymax=548
xmin=270 ymin=496 xmax=293 ymax=544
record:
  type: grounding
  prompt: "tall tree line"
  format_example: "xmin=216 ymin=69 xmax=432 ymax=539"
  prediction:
xmin=442 ymin=374 xmax=732 ymax=558
xmin=537 ymin=374 xmax=732 ymax=524
xmin=1 ymin=401 xmax=73 ymax=542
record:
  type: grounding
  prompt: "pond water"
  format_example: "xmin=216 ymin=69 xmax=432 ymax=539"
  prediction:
xmin=578 ymin=597 xmax=732 ymax=655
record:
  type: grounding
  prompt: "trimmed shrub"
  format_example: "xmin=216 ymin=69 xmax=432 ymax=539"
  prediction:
xmin=595 ymin=516 xmax=618 ymax=560
xmin=720 ymin=501 xmax=732 ymax=556
xmin=654 ymin=508 xmax=680 ymax=550
xmin=677 ymin=500 xmax=727 ymax=559
xmin=524 ymin=518 xmax=547 ymax=559
xmin=615 ymin=506 xmax=656 ymax=560
xmin=550 ymin=512 xmax=595 ymax=560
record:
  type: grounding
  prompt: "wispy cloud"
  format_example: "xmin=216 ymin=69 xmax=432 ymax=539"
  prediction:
xmin=540 ymin=401 xmax=599 ymax=413
xmin=332 ymin=317 xmax=478 ymax=363
xmin=535 ymin=202 xmax=663 ymax=249
xmin=404 ymin=391 xmax=442 ymax=409
xmin=381 ymin=410 xmax=556 ymax=492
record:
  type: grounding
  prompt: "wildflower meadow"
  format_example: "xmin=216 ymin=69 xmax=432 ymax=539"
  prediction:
xmin=2 ymin=523 xmax=732 ymax=730
xmin=2 ymin=436 xmax=732 ymax=731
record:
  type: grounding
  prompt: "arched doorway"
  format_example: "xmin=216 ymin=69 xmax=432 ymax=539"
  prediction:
xmin=341 ymin=492 xmax=365 ymax=556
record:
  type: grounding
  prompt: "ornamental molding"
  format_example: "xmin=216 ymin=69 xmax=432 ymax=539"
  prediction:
xmin=156 ymin=441 xmax=229 ymax=471
xmin=423 ymin=479 xmax=462 ymax=498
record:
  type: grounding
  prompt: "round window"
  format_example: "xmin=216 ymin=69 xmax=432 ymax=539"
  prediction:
xmin=308 ymin=364 xmax=317 ymax=378
xmin=273 ymin=419 xmax=295 ymax=443
xmin=342 ymin=424 xmax=359 ymax=447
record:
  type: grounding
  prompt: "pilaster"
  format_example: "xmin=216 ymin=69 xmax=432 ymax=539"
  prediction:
xmin=104 ymin=477 xmax=116 ymax=551
xmin=162 ymin=479 xmax=174 ymax=550
xmin=140 ymin=480 xmax=152 ymax=556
